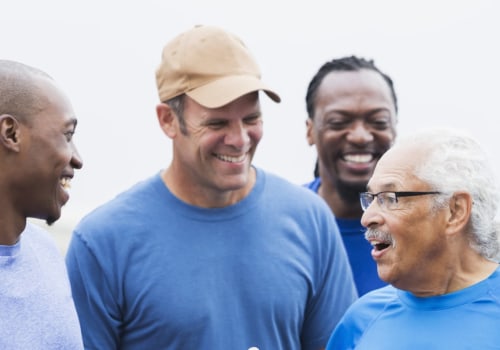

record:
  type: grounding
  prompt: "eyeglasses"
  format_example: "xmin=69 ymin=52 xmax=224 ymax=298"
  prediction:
xmin=359 ymin=191 xmax=442 ymax=211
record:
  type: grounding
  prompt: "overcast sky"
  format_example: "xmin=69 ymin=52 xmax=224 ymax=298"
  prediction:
xmin=3 ymin=0 xmax=500 ymax=235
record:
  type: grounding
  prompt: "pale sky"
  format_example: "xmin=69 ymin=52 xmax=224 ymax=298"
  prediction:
xmin=3 ymin=0 xmax=500 ymax=239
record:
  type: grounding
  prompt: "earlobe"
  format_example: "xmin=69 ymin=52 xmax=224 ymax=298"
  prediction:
xmin=306 ymin=118 xmax=315 ymax=146
xmin=0 ymin=114 xmax=21 ymax=152
xmin=156 ymin=103 xmax=177 ymax=138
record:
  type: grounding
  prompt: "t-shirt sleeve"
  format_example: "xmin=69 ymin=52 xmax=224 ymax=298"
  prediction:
xmin=66 ymin=230 xmax=121 ymax=349
xmin=300 ymin=211 xmax=358 ymax=350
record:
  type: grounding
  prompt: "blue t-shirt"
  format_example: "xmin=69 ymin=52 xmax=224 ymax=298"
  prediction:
xmin=327 ymin=266 xmax=500 ymax=349
xmin=304 ymin=177 xmax=386 ymax=295
xmin=67 ymin=168 xmax=357 ymax=350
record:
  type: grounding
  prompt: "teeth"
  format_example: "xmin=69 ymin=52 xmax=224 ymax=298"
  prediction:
xmin=343 ymin=154 xmax=373 ymax=163
xmin=60 ymin=177 xmax=71 ymax=190
xmin=370 ymin=240 xmax=381 ymax=247
xmin=216 ymin=154 xmax=246 ymax=163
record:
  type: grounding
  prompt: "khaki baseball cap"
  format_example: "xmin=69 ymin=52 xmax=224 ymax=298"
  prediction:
xmin=155 ymin=25 xmax=281 ymax=108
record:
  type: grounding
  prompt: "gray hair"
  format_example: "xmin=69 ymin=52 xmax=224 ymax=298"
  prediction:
xmin=164 ymin=94 xmax=187 ymax=135
xmin=404 ymin=128 xmax=500 ymax=261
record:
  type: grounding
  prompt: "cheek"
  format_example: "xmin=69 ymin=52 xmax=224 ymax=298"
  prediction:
xmin=248 ymin=124 xmax=263 ymax=144
xmin=375 ymin=131 xmax=396 ymax=149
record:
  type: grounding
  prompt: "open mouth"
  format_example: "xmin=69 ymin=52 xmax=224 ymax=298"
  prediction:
xmin=372 ymin=241 xmax=391 ymax=251
xmin=60 ymin=176 xmax=72 ymax=190
xmin=342 ymin=153 xmax=375 ymax=164
xmin=215 ymin=153 xmax=247 ymax=163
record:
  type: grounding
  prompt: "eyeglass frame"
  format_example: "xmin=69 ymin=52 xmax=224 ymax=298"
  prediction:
xmin=359 ymin=191 xmax=442 ymax=211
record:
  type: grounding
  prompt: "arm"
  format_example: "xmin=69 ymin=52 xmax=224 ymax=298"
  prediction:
xmin=66 ymin=230 xmax=121 ymax=349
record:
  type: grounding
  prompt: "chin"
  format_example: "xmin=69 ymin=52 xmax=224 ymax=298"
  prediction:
xmin=45 ymin=212 xmax=61 ymax=226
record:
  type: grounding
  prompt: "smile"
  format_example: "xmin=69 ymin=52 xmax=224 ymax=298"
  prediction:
xmin=60 ymin=176 xmax=72 ymax=190
xmin=342 ymin=153 xmax=374 ymax=164
xmin=215 ymin=153 xmax=246 ymax=163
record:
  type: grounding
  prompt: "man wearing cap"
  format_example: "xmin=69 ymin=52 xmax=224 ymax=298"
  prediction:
xmin=66 ymin=25 xmax=357 ymax=350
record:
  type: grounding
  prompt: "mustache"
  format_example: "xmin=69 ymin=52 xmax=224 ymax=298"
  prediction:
xmin=365 ymin=228 xmax=394 ymax=244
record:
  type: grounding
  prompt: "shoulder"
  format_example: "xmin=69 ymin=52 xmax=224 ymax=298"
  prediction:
xmin=341 ymin=285 xmax=398 ymax=327
xmin=73 ymin=174 xmax=162 ymax=240
xmin=327 ymin=286 xmax=398 ymax=349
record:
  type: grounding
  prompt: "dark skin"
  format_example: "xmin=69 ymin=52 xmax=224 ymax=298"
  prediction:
xmin=0 ymin=75 xmax=82 ymax=245
xmin=306 ymin=69 xmax=397 ymax=219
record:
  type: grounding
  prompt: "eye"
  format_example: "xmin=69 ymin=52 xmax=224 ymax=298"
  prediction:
xmin=368 ymin=114 xmax=392 ymax=130
xmin=205 ymin=120 xmax=227 ymax=130
xmin=243 ymin=114 xmax=262 ymax=125
xmin=64 ymin=130 xmax=75 ymax=142
xmin=325 ymin=118 xmax=351 ymax=130
xmin=381 ymin=193 xmax=398 ymax=207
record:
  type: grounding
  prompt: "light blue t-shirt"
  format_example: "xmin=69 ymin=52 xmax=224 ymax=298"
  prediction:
xmin=66 ymin=168 xmax=357 ymax=350
xmin=327 ymin=265 xmax=500 ymax=349
xmin=0 ymin=222 xmax=83 ymax=350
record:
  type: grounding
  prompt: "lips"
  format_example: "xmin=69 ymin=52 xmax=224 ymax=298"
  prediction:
xmin=365 ymin=228 xmax=393 ymax=258
xmin=60 ymin=176 xmax=72 ymax=190
xmin=214 ymin=153 xmax=247 ymax=163
xmin=342 ymin=153 xmax=375 ymax=164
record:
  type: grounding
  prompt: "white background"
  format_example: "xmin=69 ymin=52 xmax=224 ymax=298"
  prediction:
xmin=2 ymin=0 xmax=499 ymax=244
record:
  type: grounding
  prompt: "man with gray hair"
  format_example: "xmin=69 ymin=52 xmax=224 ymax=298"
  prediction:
xmin=326 ymin=128 xmax=500 ymax=349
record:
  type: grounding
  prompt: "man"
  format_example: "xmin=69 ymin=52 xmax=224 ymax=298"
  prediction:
xmin=0 ymin=60 xmax=84 ymax=349
xmin=66 ymin=25 xmax=357 ymax=350
xmin=304 ymin=56 xmax=398 ymax=295
xmin=326 ymin=128 xmax=500 ymax=349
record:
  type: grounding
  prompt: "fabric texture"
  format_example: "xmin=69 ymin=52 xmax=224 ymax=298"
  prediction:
xmin=66 ymin=168 xmax=357 ymax=350
xmin=326 ymin=266 xmax=500 ymax=349
xmin=0 ymin=222 xmax=83 ymax=350
xmin=304 ymin=177 xmax=387 ymax=295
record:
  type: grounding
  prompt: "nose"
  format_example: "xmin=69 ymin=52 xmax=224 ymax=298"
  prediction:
xmin=346 ymin=120 xmax=374 ymax=145
xmin=224 ymin=121 xmax=249 ymax=148
xmin=70 ymin=142 xmax=83 ymax=170
xmin=360 ymin=201 xmax=382 ymax=228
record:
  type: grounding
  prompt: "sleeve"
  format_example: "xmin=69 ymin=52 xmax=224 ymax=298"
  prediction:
xmin=301 ymin=212 xmax=358 ymax=350
xmin=65 ymin=230 xmax=122 ymax=350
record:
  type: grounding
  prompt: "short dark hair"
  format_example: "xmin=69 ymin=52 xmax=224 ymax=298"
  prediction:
xmin=305 ymin=55 xmax=398 ymax=119
xmin=0 ymin=60 xmax=53 ymax=124
xmin=306 ymin=56 xmax=398 ymax=178
xmin=164 ymin=94 xmax=187 ymax=135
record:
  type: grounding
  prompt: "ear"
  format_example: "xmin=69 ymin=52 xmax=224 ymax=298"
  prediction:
xmin=156 ymin=103 xmax=178 ymax=139
xmin=306 ymin=118 xmax=315 ymax=146
xmin=0 ymin=114 xmax=21 ymax=152
xmin=444 ymin=191 xmax=472 ymax=235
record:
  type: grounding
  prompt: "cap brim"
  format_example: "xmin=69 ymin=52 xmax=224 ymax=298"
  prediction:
xmin=186 ymin=75 xmax=281 ymax=108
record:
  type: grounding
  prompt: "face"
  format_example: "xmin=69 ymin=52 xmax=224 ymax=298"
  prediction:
xmin=307 ymin=69 xmax=397 ymax=201
xmin=361 ymin=144 xmax=450 ymax=294
xmin=164 ymin=92 xmax=262 ymax=206
xmin=19 ymin=77 xmax=83 ymax=225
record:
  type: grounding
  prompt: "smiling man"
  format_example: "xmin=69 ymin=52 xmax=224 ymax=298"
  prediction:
xmin=0 ymin=60 xmax=84 ymax=349
xmin=66 ymin=25 xmax=357 ymax=350
xmin=326 ymin=128 xmax=500 ymax=349
xmin=304 ymin=56 xmax=398 ymax=295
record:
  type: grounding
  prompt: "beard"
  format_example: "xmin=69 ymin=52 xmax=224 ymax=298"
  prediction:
xmin=336 ymin=179 xmax=368 ymax=205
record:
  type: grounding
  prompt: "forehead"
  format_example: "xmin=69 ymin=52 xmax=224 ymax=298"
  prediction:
xmin=185 ymin=92 xmax=260 ymax=118
xmin=316 ymin=69 xmax=394 ymax=105
xmin=32 ymin=77 xmax=76 ymax=125
xmin=368 ymin=142 xmax=426 ymax=190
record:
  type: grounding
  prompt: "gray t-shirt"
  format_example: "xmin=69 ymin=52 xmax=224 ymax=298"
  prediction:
xmin=0 ymin=222 xmax=83 ymax=349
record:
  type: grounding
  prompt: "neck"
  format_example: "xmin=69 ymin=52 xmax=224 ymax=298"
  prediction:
xmin=318 ymin=182 xmax=363 ymax=219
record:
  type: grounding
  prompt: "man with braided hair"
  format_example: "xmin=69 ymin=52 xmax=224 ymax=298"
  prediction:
xmin=304 ymin=56 xmax=398 ymax=295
